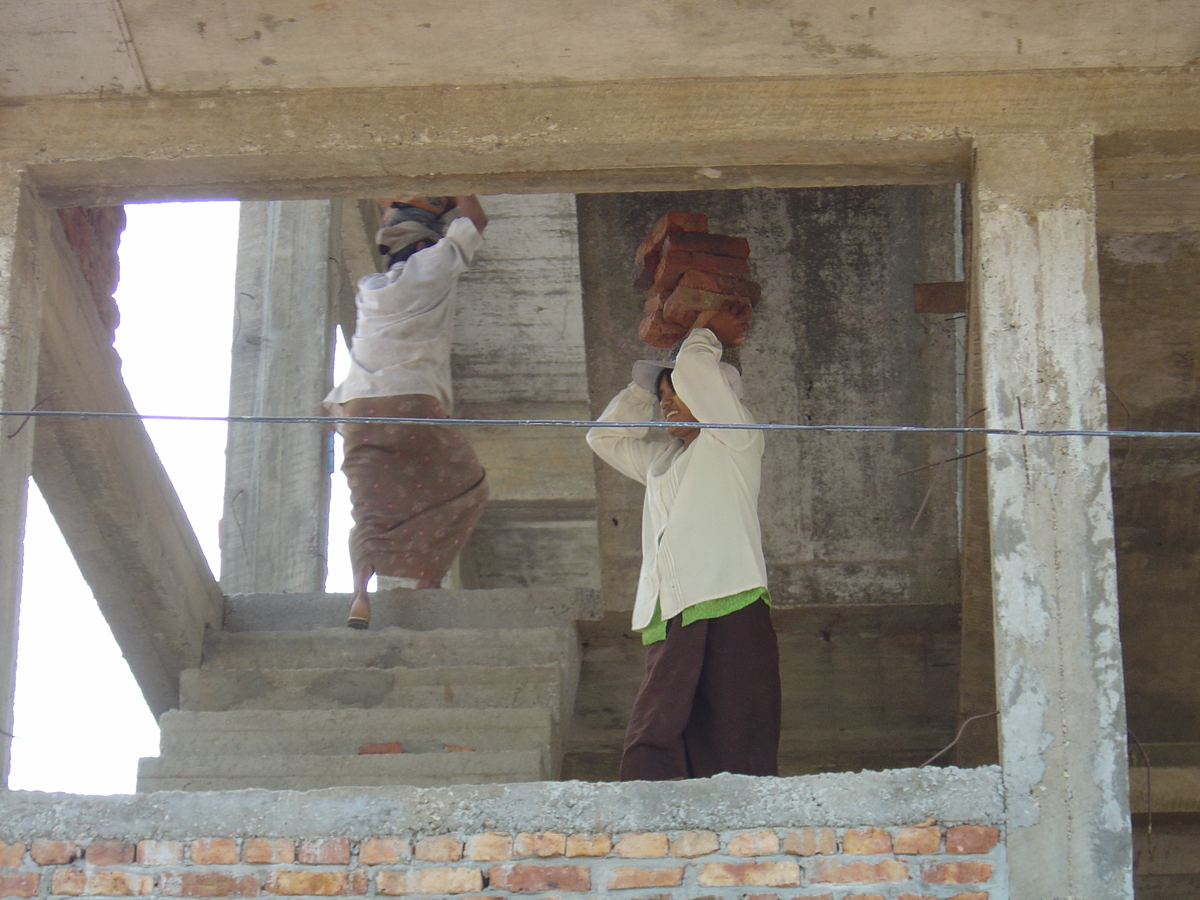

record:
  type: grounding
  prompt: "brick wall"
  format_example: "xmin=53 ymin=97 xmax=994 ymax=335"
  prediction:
xmin=0 ymin=824 xmax=1001 ymax=898
xmin=55 ymin=206 xmax=126 ymax=339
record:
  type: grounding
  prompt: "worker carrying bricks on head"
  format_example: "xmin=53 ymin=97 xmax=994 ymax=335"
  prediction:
xmin=323 ymin=195 xmax=490 ymax=629
xmin=586 ymin=306 xmax=780 ymax=780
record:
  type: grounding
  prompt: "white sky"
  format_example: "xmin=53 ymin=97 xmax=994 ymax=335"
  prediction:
xmin=10 ymin=200 xmax=354 ymax=794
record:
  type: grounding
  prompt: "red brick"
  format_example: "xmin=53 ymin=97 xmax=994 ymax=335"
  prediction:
xmin=565 ymin=834 xmax=611 ymax=858
xmin=414 ymin=835 xmax=462 ymax=862
xmin=358 ymin=837 xmax=409 ymax=865
xmin=357 ymin=742 xmax=403 ymax=754
xmin=662 ymin=285 xmax=748 ymax=328
xmin=613 ymin=833 xmax=669 ymax=858
xmin=632 ymin=212 xmax=710 ymax=289
xmin=844 ymin=895 xmax=887 ymax=900
xmin=807 ymin=859 xmax=909 ymax=884
xmin=922 ymin=861 xmax=994 ymax=885
xmin=298 ymin=838 xmax=351 ymax=865
xmin=190 ymin=839 xmax=240 ymax=866
xmin=411 ymin=867 xmax=483 ymax=894
xmin=638 ymin=309 xmax=687 ymax=349
xmin=244 ymin=840 xmax=295 ymax=864
xmin=662 ymin=232 xmax=751 ymax=261
xmin=705 ymin=303 xmax=754 ymax=346
xmin=606 ymin=866 xmax=684 ymax=890
xmin=513 ymin=832 xmax=566 ymax=858
xmin=137 ymin=840 xmax=185 ymax=865
xmin=377 ymin=867 xmax=483 ymax=895
xmin=488 ymin=864 xmax=590 ymax=892
xmin=781 ymin=828 xmax=836 ymax=856
xmin=949 ymin=893 xmax=989 ymax=900
xmin=0 ymin=843 xmax=25 ymax=868
xmin=0 ymin=873 xmax=39 ymax=898
xmin=894 ymin=827 xmax=941 ymax=855
xmin=727 ymin=831 xmax=779 ymax=857
xmin=263 ymin=869 xmax=366 ymax=895
xmin=160 ymin=871 xmax=261 ymax=897
xmin=85 ymin=840 xmax=136 ymax=866
xmin=31 ymin=840 xmax=78 ymax=865
xmin=466 ymin=833 xmax=512 ymax=861
xmin=698 ymin=862 xmax=801 ymax=888
xmin=843 ymin=829 xmax=892 ymax=856
xmin=897 ymin=894 xmax=936 ymax=900
xmin=51 ymin=870 xmax=85 ymax=896
xmin=669 ymin=831 xmax=719 ymax=858
xmin=679 ymin=269 xmax=762 ymax=304
xmin=946 ymin=826 xmax=1000 ymax=855
xmin=83 ymin=871 xmax=156 ymax=895
xmin=653 ymin=248 xmax=752 ymax=295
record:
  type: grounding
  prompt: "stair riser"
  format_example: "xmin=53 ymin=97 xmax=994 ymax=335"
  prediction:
xmin=180 ymin=668 xmax=562 ymax=714
xmin=203 ymin=629 xmax=576 ymax=671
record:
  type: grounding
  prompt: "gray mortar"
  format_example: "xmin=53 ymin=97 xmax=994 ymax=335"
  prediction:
xmin=0 ymin=766 xmax=1002 ymax=841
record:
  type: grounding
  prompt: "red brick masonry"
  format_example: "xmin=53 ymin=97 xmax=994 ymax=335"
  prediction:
xmin=633 ymin=211 xmax=763 ymax=349
xmin=0 ymin=825 xmax=1001 ymax=898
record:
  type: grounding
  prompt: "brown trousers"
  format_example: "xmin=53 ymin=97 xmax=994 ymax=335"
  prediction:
xmin=620 ymin=599 xmax=781 ymax=781
xmin=339 ymin=394 xmax=489 ymax=585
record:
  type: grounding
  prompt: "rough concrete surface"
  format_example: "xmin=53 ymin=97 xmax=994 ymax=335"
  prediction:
xmin=0 ymin=766 xmax=1002 ymax=841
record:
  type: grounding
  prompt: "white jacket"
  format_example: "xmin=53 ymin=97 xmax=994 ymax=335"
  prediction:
xmin=587 ymin=328 xmax=768 ymax=630
xmin=323 ymin=216 xmax=484 ymax=416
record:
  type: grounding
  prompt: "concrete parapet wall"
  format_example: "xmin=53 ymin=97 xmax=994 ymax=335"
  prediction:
xmin=0 ymin=768 xmax=1003 ymax=898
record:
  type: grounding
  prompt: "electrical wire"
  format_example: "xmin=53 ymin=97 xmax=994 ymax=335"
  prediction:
xmin=4 ymin=407 xmax=1200 ymax=440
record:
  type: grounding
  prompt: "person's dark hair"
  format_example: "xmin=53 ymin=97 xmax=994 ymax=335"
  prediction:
xmin=655 ymin=368 xmax=674 ymax=401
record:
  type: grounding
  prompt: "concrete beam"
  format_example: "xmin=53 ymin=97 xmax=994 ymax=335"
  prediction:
xmin=3 ymin=69 xmax=1199 ymax=206
xmin=0 ymin=168 xmax=40 ymax=786
xmin=29 ymin=197 xmax=223 ymax=718
xmin=974 ymin=134 xmax=1132 ymax=899
xmin=220 ymin=200 xmax=336 ymax=593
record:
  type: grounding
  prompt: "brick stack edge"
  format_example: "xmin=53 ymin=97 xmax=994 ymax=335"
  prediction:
xmin=634 ymin=212 xmax=762 ymax=349
xmin=55 ymin=207 xmax=127 ymax=341
xmin=0 ymin=825 xmax=1002 ymax=898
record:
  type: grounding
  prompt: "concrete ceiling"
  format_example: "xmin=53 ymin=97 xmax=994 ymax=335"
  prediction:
xmin=4 ymin=0 xmax=1199 ymax=99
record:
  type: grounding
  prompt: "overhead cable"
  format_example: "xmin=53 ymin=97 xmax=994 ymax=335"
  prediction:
xmin=3 ymin=408 xmax=1200 ymax=440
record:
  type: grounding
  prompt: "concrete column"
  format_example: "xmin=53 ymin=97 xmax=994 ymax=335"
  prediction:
xmin=974 ymin=134 xmax=1132 ymax=899
xmin=0 ymin=169 xmax=39 ymax=786
xmin=220 ymin=201 xmax=337 ymax=594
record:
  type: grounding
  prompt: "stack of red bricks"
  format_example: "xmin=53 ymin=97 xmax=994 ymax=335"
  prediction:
xmin=0 ymin=824 xmax=1001 ymax=898
xmin=634 ymin=212 xmax=762 ymax=349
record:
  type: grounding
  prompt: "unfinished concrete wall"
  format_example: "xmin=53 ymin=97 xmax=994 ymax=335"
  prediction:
xmin=452 ymin=194 xmax=598 ymax=590
xmin=579 ymin=186 xmax=960 ymax=610
xmin=571 ymin=186 xmax=962 ymax=780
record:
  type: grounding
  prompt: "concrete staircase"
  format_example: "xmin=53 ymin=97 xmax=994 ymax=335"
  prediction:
xmin=137 ymin=588 xmax=600 ymax=791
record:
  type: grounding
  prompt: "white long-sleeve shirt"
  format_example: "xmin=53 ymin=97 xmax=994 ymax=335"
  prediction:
xmin=587 ymin=328 xmax=768 ymax=630
xmin=323 ymin=216 xmax=483 ymax=416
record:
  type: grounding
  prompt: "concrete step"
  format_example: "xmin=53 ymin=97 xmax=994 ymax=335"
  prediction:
xmin=223 ymin=587 xmax=602 ymax=632
xmin=201 ymin=626 xmax=577 ymax=672
xmin=157 ymin=708 xmax=553 ymax=757
xmin=179 ymin=664 xmax=564 ymax=716
xmin=137 ymin=749 xmax=546 ymax=791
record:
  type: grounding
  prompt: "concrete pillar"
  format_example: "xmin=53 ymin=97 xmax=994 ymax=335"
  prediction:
xmin=974 ymin=134 xmax=1133 ymax=899
xmin=220 ymin=201 xmax=337 ymax=594
xmin=0 ymin=169 xmax=39 ymax=786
